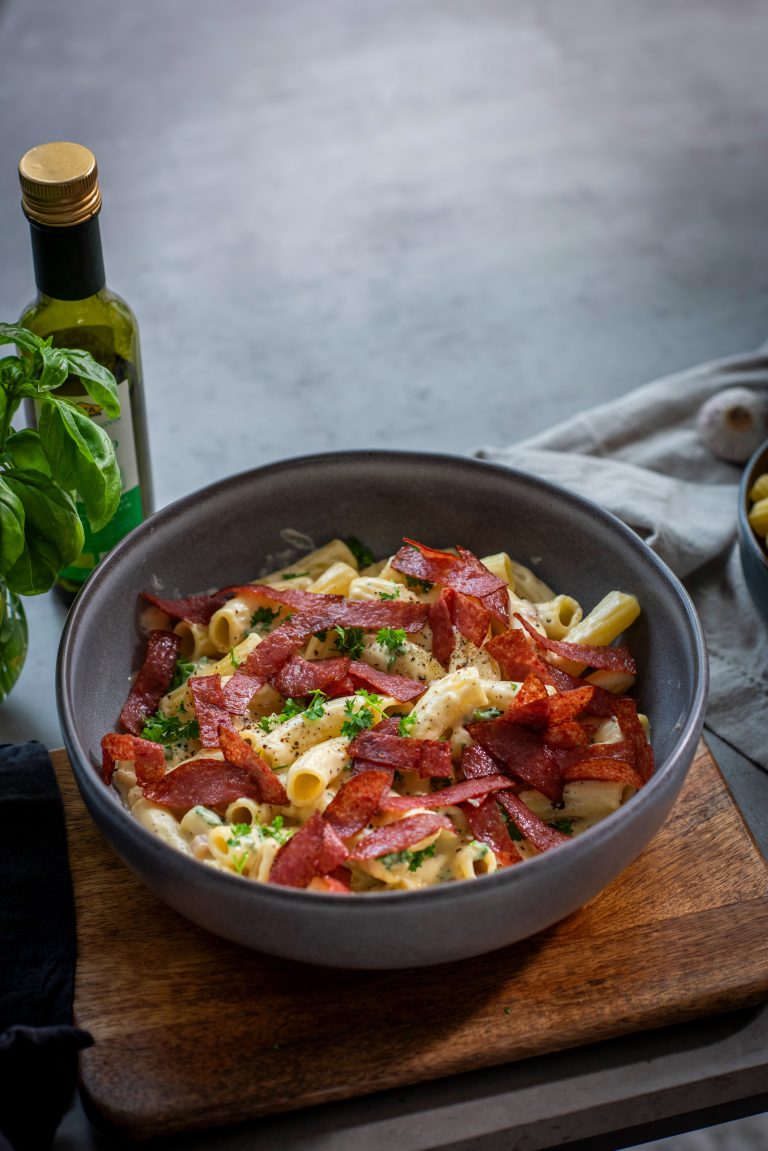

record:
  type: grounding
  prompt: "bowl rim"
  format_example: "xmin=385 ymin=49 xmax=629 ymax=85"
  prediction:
xmin=738 ymin=438 xmax=768 ymax=572
xmin=57 ymin=448 xmax=709 ymax=914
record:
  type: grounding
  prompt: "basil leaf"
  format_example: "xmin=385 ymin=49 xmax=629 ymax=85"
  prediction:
xmin=0 ymin=477 xmax=25 ymax=575
xmin=0 ymin=323 xmax=44 ymax=355
xmin=3 ymin=470 xmax=83 ymax=595
xmin=0 ymin=356 xmax=27 ymax=390
xmin=58 ymin=350 xmax=120 ymax=418
xmin=37 ymin=344 xmax=69 ymax=392
xmin=4 ymin=429 xmax=51 ymax=476
xmin=38 ymin=396 xmax=121 ymax=532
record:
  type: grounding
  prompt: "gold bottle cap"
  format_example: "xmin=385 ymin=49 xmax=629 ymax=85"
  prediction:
xmin=18 ymin=141 xmax=102 ymax=227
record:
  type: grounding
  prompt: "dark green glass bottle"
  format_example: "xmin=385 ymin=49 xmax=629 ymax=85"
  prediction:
xmin=18 ymin=141 xmax=153 ymax=600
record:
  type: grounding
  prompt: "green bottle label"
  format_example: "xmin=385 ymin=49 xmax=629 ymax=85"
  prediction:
xmin=59 ymin=377 xmax=144 ymax=584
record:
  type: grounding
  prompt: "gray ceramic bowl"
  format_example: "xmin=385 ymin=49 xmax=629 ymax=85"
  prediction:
xmin=57 ymin=451 xmax=708 ymax=969
xmin=738 ymin=438 xmax=768 ymax=628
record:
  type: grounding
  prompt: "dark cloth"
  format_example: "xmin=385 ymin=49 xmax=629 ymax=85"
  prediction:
xmin=0 ymin=742 xmax=93 ymax=1151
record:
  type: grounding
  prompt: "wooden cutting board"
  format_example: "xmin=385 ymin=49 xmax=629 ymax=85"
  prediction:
xmin=54 ymin=743 xmax=768 ymax=1142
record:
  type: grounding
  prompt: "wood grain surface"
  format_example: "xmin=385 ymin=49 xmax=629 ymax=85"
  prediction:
xmin=53 ymin=743 xmax=768 ymax=1142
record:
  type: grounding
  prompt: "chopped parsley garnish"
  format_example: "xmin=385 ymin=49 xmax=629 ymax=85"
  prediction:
xmin=250 ymin=606 xmax=281 ymax=631
xmin=229 ymin=647 xmax=241 ymax=669
xmin=261 ymin=814 xmax=290 ymax=843
xmin=345 ymin=536 xmax=375 ymax=569
xmin=376 ymin=627 xmax=407 ymax=668
xmin=314 ymin=629 xmax=328 ymax=641
xmin=333 ymin=625 xmax=365 ymax=659
xmin=548 ymin=818 xmax=575 ymax=836
xmin=398 ymin=712 xmax=417 ymax=738
xmin=473 ymin=707 xmax=503 ymax=722
xmin=227 ymin=822 xmax=252 ymax=844
xmin=405 ymin=575 xmax=434 ymax=592
xmin=233 ymin=853 xmax=249 ymax=875
xmin=303 ymin=690 xmax=327 ymax=720
xmin=227 ymin=815 xmax=292 ymax=847
xmin=170 ymin=657 xmax=196 ymax=692
xmin=379 ymin=587 xmax=401 ymax=601
xmin=281 ymin=571 xmax=309 ymax=580
xmin=141 ymin=712 xmax=200 ymax=744
xmin=340 ymin=690 xmax=385 ymax=738
xmin=258 ymin=697 xmax=305 ymax=732
xmin=380 ymin=843 xmax=437 ymax=872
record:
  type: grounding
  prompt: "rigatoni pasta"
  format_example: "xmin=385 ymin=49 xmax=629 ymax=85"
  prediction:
xmin=100 ymin=537 xmax=652 ymax=893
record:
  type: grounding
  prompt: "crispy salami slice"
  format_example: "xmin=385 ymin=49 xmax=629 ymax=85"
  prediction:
xmin=515 ymin=614 xmax=636 ymax=674
xmin=562 ymin=757 xmax=645 ymax=790
xmin=317 ymin=869 xmax=353 ymax=894
xmin=323 ymin=770 xmax=392 ymax=839
xmin=100 ymin=733 xmax=166 ymax=785
xmin=190 ymin=675 xmax=235 ymax=747
xmin=271 ymin=655 xmax=351 ymax=699
xmin=454 ymin=546 xmax=509 ymax=623
xmin=269 ymin=813 xmax=349 ymax=888
xmin=143 ymin=758 xmax=271 ymax=810
xmin=466 ymin=719 xmax=566 ymax=803
xmin=503 ymin=682 xmax=596 ymax=730
xmin=460 ymin=744 xmax=502 ymax=779
xmin=379 ymin=774 xmax=513 ymax=812
xmin=222 ymin=618 xmax=314 ymax=712
xmin=417 ymin=742 xmax=454 ymax=778
xmin=428 ymin=587 xmax=490 ymax=667
xmin=428 ymin=593 xmax=454 ymax=667
xmin=392 ymin=540 xmax=509 ymax=624
xmin=218 ymin=727 xmax=289 ymax=805
xmin=461 ymin=795 xmax=521 ymax=865
xmin=497 ymin=792 xmax=571 ymax=852
xmin=118 ymin=629 xmax=181 ymax=736
xmin=611 ymin=697 xmax=654 ymax=781
xmin=347 ymin=661 xmax=426 ymax=702
xmin=450 ymin=587 xmax=492 ymax=646
xmin=485 ymin=629 xmax=553 ymax=684
xmin=350 ymin=760 xmax=395 ymax=786
xmin=141 ymin=591 xmax=229 ymax=625
xmin=324 ymin=674 xmax=358 ymax=699
xmin=544 ymin=719 xmax=590 ymax=749
xmin=222 ymin=672 xmax=265 ymax=713
xmin=350 ymin=812 xmax=453 ymax=860
xmin=335 ymin=600 xmax=429 ymax=631
xmin=515 ymin=673 xmax=550 ymax=704
xmin=225 ymin=584 xmax=343 ymax=612
xmin=347 ymin=730 xmax=453 ymax=778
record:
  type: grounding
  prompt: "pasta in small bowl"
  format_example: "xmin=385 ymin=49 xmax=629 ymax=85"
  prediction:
xmin=58 ymin=451 xmax=708 ymax=968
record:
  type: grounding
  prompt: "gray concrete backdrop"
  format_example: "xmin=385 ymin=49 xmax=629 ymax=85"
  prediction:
xmin=0 ymin=1 xmax=767 ymax=1147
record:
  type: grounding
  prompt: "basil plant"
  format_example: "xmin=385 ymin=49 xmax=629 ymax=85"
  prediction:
xmin=0 ymin=323 xmax=121 ymax=595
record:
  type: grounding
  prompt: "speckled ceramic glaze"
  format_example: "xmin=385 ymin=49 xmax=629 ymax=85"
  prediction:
xmin=57 ymin=451 xmax=708 ymax=969
xmin=738 ymin=439 xmax=768 ymax=628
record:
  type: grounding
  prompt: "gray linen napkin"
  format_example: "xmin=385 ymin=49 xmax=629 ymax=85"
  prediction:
xmin=474 ymin=347 xmax=768 ymax=772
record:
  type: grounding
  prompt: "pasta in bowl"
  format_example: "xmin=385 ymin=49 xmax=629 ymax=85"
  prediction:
xmin=58 ymin=450 xmax=707 ymax=967
xmin=101 ymin=537 xmax=652 ymax=894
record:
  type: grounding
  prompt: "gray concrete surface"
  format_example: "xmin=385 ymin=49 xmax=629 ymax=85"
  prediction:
xmin=0 ymin=0 xmax=767 ymax=1147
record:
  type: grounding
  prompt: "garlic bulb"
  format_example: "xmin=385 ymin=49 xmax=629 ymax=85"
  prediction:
xmin=696 ymin=387 xmax=768 ymax=463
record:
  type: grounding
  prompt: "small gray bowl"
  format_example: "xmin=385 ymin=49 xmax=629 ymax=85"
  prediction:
xmin=57 ymin=451 xmax=708 ymax=969
xmin=738 ymin=438 xmax=768 ymax=628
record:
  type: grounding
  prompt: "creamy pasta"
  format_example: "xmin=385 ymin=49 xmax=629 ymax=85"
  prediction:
xmin=101 ymin=537 xmax=651 ymax=893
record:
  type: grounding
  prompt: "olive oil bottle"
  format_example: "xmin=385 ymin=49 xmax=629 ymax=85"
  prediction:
xmin=18 ymin=141 xmax=153 ymax=599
